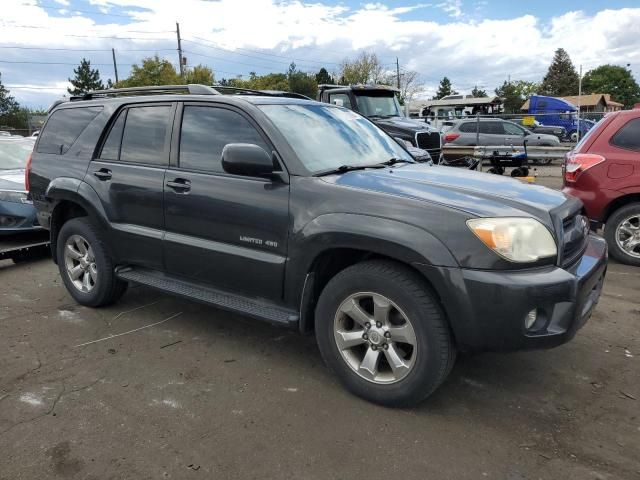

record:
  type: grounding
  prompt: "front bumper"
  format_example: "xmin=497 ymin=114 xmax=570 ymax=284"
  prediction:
xmin=0 ymin=200 xmax=42 ymax=235
xmin=416 ymin=234 xmax=607 ymax=352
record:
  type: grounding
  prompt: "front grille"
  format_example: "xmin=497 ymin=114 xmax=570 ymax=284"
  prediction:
xmin=560 ymin=211 xmax=589 ymax=267
xmin=415 ymin=131 xmax=441 ymax=160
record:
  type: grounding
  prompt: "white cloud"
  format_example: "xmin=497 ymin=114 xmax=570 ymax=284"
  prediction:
xmin=0 ymin=0 xmax=639 ymax=107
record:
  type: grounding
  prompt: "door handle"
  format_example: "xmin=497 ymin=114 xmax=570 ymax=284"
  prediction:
xmin=93 ymin=168 xmax=112 ymax=180
xmin=166 ymin=178 xmax=191 ymax=192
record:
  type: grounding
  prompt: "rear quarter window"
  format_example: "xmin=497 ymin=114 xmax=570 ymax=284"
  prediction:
xmin=36 ymin=106 xmax=102 ymax=155
xmin=610 ymin=118 xmax=640 ymax=152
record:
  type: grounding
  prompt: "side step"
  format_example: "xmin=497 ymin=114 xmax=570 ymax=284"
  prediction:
xmin=116 ymin=267 xmax=299 ymax=327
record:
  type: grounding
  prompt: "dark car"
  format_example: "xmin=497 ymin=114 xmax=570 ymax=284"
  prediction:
xmin=520 ymin=119 xmax=566 ymax=141
xmin=0 ymin=137 xmax=39 ymax=235
xmin=29 ymin=84 xmax=607 ymax=407
xmin=317 ymin=84 xmax=442 ymax=161
xmin=562 ymin=107 xmax=640 ymax=265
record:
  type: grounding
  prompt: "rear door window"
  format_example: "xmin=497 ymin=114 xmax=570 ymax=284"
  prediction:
xmin=459 ymin=122 xmax=477 ymax=133
xmin=36 ymin=106 xmax=102 ymax=154
xmin=610 ymin=118 xmax=640 ymax=152
xmin=119 ymin=105 xmax=172 ymax=165
xmin=179 ymin=106 xmax=269 ymax=173
xmin=99 ymin=110 xmax=126 ymax=161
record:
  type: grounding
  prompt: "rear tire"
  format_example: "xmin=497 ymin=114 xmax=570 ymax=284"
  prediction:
xmin=57 ymin=217 xmax=128 ymax=307
xmin=604 ymin=203 xmax=640 ymax=266
xmin=315 ymin=260 xmax=456 ymax=407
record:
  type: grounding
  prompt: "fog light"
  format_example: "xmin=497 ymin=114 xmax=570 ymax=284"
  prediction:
xmin=0 ymin=215 xmax=18 ymax=228
xmin=525 ymin=309 xmax=538 ymax=330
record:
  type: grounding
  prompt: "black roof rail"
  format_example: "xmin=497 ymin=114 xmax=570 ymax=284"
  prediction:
xmin=70 ymin=84 xmax=220 ymax=101
xmin=210 ymin=85 xmax=311 ymax=99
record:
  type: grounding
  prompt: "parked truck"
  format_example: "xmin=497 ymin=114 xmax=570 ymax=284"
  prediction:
xmin=317 ymin=84 xmax=442 ymax=161
xmin=525 ymin=95 xmax=594 ymax=142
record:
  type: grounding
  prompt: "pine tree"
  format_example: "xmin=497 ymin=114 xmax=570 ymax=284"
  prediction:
xmin=0 ymin=72 xmax=20 ymax=116
xmin=540 ymin=48 xmax=579 ymax=96
xmin=68 ymin=58 xmax=104 ymax=95
xmin=315 ymin=67 xmax=334 ymax=85
xmin=434 ymin=77 xmax=457 ymax=99
xmin=471 ymin=85 xmax=487 ymax=97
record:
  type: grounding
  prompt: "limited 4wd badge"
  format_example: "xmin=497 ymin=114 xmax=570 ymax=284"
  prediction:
xmin=240 ymin=236 xmax=278 ymax=248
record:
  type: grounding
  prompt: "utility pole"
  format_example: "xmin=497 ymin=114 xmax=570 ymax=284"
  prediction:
xmin=111 ymin=48 xmax=119 ymax=84
xmin=396 ymin=57 xmax=401 ymax=89
xmin=176 ymin=22 xmax=184 ymax=77
xmin=577 ymin=64 xmax=583 ymax=142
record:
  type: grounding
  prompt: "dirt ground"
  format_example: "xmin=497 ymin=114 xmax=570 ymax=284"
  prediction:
xmin=1 ymin=166 xmax=638 ymax=479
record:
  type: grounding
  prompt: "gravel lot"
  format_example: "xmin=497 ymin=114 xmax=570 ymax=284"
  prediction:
xmin=1 ymin=166 xmax=638 ymax=479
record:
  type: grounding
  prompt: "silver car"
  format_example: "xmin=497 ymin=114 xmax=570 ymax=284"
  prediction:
xmin=443 ymin=118 xmax=560 ymax=147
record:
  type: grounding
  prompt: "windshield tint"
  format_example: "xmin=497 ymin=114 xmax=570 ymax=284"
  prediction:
xmin=354 ymin=93 xmax=400 ymax=117
xmin=259 ymin=104 xmax=412 ymax=173
xmin=0 ymin=140 xmax=34 ymax=170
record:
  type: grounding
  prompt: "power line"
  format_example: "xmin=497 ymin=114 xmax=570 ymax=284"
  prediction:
xmin=0 ymin=59 xmax=136 ymax=66
xmin=0 ymin=45 xmax=177 ymax=53
xmin=22 ymin=2 xmax=141 ymax=19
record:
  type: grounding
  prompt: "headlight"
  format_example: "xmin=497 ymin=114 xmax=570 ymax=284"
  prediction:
xmin=466 ymin=217 xmax=557 ymax=263
xmin=0 ymin=190 xmax=30 ymax=204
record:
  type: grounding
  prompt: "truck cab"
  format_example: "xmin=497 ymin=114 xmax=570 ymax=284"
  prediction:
xmin=317 ymin=84 xmax=442 ymax=161
xmin=527 ymin=95 xmax=594 ymax=142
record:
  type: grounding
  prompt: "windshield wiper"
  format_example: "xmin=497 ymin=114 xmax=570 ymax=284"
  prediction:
xmin=381 ymin=157 xmax=413 ymax=166
xmin=313 ymin=163 xmax=387 ymax=177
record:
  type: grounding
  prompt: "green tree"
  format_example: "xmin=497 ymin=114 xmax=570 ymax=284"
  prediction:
xmin=582 ymin=64 xmax=640 ymax=109
xmin=434 ymin=77 xmax=457 ymax=99
xmin=287 ymin=62 xmax=317 ymax=98
xmin=315 ymin=67 xmax=334 ymax=85
xmin=67 ymin=58 xmax=103 ymax=95
xmin=184 ymin=64 xmax=214 ymax=85
xmin=495 ymin=81 xmax=521 ymax=113
xmin=339 ymin=52 xmax=385 ymax=84
xmin=540 ymin=48 xmax=579 ymax=96
xmin=471 ymin=85 xmax=487 ymax=98
xmin=0 ymin=73 xmax=20 ymax=116
xmin=512 ymin=80 xmax=539 ymax=100
xmin=119 ymin=55 xmax=180 ymax=87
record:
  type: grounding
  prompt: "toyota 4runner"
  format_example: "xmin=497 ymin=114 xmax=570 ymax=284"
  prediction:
xmin=29 ymin=84 xmax=607 ymax=407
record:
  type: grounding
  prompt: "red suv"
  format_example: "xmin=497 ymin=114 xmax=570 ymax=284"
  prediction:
xmin=563 ymin=106 xmax=640 ymax=266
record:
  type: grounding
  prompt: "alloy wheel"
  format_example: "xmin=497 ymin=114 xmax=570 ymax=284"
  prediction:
xmin=64 ymin=234 xmax=97 ymax=292
xmin=615 ymin=215 xmax=640 ymax=259
xmin=333 ymin=292 xmax=417 ymax=384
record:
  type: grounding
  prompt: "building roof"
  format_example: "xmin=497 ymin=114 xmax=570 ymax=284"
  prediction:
xmin=521 ymin=93 xmax=624 ymax=110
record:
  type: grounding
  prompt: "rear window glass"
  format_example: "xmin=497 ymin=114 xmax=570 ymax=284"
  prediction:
xmin=36 ymin=106 xmax=102 ymax=155
xmin=611 ymin=118 xmax=640 ymax=151
xmin=459 ymin=122 xmax=477 ymax=133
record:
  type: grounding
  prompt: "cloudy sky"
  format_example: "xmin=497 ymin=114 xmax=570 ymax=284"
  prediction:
xmin=1 ymin=0 xmax=639 ymax=108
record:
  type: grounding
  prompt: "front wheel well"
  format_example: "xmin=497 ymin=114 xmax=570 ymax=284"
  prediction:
xmin=50 ymin=201 xmax=88 ymax=263
xmin=603 ymin=194 xmax=640 ymax=224
xmin=300 ymin=249 xmax=447 ymax=336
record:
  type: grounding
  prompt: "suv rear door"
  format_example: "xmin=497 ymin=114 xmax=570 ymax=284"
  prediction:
xmin=86 ymin=102 xmax=174 ymax=269
xmin=163 ymin=102 xmax=289 ymax=299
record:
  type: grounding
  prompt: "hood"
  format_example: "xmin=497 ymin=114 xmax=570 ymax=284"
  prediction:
xmin=324 ymin=164 xmax=569 ymax=223
xmin=0 ymin=169 xmax=26 ymax=191
xmin=372 ymin=116 xmax=437 ymax=134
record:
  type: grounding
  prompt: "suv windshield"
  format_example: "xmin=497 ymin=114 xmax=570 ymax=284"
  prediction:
xmin=0 ymin=140 xmax=34 ymax=170
xmin=259 ymin=104 xmax=412 ymax=173
xmin=354 ymin=93 xmax=401 ymax=117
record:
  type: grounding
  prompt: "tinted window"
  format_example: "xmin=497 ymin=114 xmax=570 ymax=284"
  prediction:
xmin=478 ymin=122 xmax=500 ymax=134
xmin=179 ymin=106 xmax=268 ymax=172
xmin=611 ymin=118 xmax=640 ymax=151
xmin=36 ymin=106 xmax=102 ymax=155
xmin=459 ymin=122 xmax=477 ymax=133
xmin=119 ymin=106 xmax=171 ymax=165
xmin=99 ymin=110 xmax=126 ymax=160
xmin=328 ymin=93 xmax=352 ymax=109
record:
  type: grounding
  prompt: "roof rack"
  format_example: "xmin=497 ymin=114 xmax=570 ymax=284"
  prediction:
xmin=70 ymin=84 xmax=220 ymax=101
xmin=211 ymin=85 xmax=311 ymax=99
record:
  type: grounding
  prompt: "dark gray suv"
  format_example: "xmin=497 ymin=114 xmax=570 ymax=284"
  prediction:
xmin=28 ymin=84 xmax=606 ymax=407
xmin=444 ymin=118 xmax=561 ymax=147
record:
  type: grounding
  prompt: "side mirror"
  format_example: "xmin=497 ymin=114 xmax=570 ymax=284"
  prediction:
xmin=222 ymin=143 xmax=274 ymax=177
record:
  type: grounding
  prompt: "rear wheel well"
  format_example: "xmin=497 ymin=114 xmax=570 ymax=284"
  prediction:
xmin=603 ymin=194 xmax=640 ymax=224
xmin=50 ymin=201 xmax=88 ymax=263
xmin=300 ymin=249 xmax=448 ymax=337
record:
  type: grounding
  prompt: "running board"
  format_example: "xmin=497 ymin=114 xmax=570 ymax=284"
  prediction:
xmin=116 ymin=267 xmax=299 ymax=327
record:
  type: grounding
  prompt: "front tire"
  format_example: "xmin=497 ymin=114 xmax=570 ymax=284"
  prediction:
xmin=604 ymin=203 xmax=640 ymax=266
xmin=315 ymin=260 xmax=455 ymax=407
xmin=57 ymin=217 xmax=128 ymax=307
